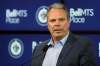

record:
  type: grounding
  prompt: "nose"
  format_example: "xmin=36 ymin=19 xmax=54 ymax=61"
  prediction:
xmin=54 ymin=20 xmax=60 ymax=26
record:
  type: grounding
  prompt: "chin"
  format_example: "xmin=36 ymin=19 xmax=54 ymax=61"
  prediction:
xmin=53 ymin=34 xmax=63 ymax=38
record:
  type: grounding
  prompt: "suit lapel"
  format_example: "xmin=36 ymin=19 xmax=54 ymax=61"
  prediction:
xmin=56 ymin=33 xmax=77 ymax=66
xmin=33 ymin=40 xmax=49 ymax=65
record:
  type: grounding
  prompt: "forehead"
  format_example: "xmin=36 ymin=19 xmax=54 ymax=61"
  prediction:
xmin=48 ymin=8 xmax=66 ymax=14
xmin=47 ymin=8 xmax=67 ymax=18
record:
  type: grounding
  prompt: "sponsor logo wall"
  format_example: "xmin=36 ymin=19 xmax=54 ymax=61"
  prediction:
xmin=0 ymin=34 xmax=50 ymax=66
xmin=0 ymin=0 xmax=100 ymax=31
xmin=0 ymin=0 xmax=59 ymax=31
xmin=65 ymin=0 xmax=100 ymax=31
xmin=0 ymin=34 xmax=100 ymax=66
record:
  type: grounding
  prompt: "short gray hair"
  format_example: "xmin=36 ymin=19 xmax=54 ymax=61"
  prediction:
xmin=47 ymin=3 xmax=70 ymax=20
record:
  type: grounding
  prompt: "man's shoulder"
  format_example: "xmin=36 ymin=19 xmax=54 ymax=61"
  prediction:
xmin=32 ymin=40 xmax=49 ymax=57
xmin=33 ymin=40 xmax=49 ymax=52
xmin=37 ymin=40 xmax=49 ymax=48
xmin=70 ymin=33 xmax=92 ymax=47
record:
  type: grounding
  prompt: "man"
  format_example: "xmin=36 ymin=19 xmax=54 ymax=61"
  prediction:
xmin=31 ymin=3 xmax=95 ymax=66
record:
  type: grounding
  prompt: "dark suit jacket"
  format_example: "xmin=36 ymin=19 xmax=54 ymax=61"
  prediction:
xmin=31 ymin=33 xmax=95 ymax=66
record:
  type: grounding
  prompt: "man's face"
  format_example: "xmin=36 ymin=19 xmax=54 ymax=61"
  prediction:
xmin=47 ymin=8 xmax=70 ymax=38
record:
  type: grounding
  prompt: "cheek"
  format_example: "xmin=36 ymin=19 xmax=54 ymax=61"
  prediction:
xmin=48 ymin=24 xmax=53 ymax=32
xmin=66 ymin=23 xmax=70 ymax=28
xmin=48 ymin=23 xmax=53 ymax=29
xmin=63 ymin=22 xmax=68 ymax=27
xmin=63 ymin=23 xmax=70 ymax=30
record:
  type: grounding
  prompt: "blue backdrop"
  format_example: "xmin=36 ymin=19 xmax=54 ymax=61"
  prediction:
xmin=0 ymin=0 xmax=100 ymax=31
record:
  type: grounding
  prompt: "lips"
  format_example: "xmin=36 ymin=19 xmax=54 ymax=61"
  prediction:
xmin=53 ymin=29 xmax=62 ymax=32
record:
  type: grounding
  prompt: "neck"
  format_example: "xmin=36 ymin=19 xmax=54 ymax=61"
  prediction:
xmin=52 ymin=37 xmax=61 ymax=44
xmin=52 ymin=33 xmax=68 ymax=44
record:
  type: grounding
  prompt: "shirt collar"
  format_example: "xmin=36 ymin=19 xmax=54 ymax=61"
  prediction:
xmin=48 ymin=32 xmax=69 ymax=47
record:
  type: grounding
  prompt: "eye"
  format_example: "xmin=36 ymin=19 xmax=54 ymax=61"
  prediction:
xmin=59 ymin=18 xmax=66 ymax=21
xmin=49 ymin=19 xmax=56 ymax=23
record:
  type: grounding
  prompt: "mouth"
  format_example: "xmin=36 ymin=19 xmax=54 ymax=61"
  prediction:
xmin=53 ymin=29 xmax=62 ymax=33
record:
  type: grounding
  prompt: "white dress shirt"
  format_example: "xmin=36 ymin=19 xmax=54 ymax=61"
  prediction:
xmin=42 ymin=33 xmax=69 ymax=66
